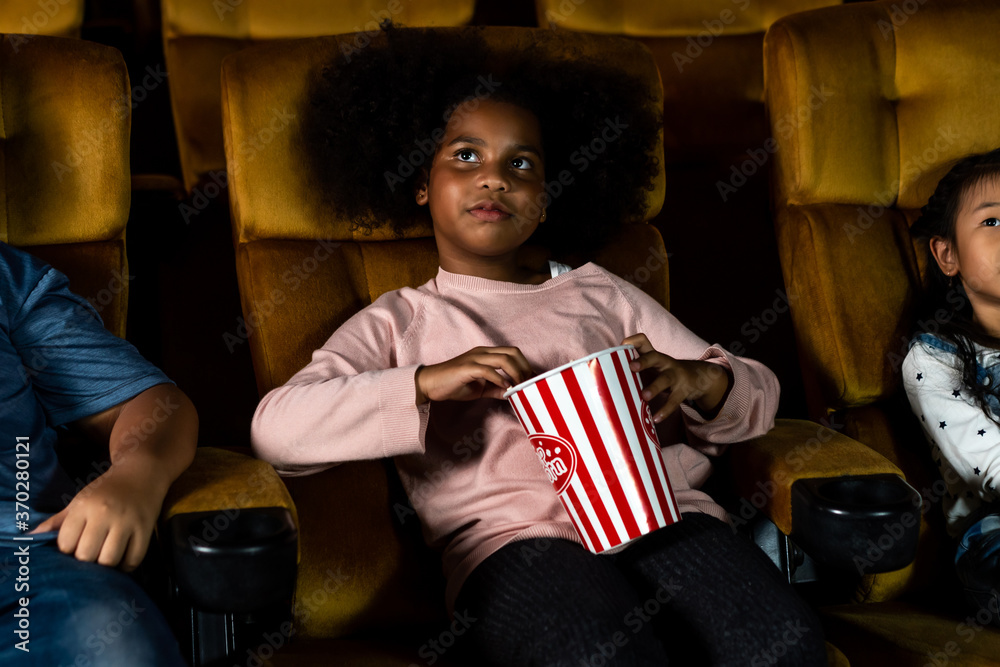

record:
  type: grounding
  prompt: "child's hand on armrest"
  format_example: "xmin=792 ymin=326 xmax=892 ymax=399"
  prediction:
xmin=623 ymin=333 xmax=733 ymax=422
xmin=31 ymin=384 xmax=198 ymax=571
xmin=32 ymin=462 xmax=167 ymax=571
xmin=415 ymin=346 xmax=533 ymax=404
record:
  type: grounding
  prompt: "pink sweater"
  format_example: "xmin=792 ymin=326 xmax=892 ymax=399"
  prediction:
xmin=251 ymin=262 xmax=779 ymax=609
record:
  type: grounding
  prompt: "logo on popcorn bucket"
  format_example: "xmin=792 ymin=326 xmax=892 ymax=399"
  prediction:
xmin=641 ymin=404 xmax=661 ymax=447
xmin=529 ymin=434 xmax=577 ymax=494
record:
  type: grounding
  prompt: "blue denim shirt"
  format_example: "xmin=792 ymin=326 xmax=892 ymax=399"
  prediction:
xmin=0 ymin=242 xmax=171 ymax=539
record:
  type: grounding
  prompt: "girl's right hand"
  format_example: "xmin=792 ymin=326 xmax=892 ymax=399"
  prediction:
xmin=415 ymin=347 xmax=533 ymax=404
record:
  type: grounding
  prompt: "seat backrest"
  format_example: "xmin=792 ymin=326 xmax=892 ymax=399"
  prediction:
xmin=0 ymin=0 xmax=84 ymax=38
xmin=221 ymin=27 xmax=668 ymax=638
xmin=1 ymin=35 xmax=132 ymax=337
xmin=537 ymin=0 xmax=841 ymax=163
xmin=765 ymin=0 xmax=1000 ymax=599
xmin=766 ymin=0 xmax=1000 ymax=426
xmin=162 ymin=0 xmax=476 ymax=192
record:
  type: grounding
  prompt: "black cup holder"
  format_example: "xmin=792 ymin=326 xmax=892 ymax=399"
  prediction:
xmin=791 ymin=474 xmax=920 ymax=574
xmin=168 ymin=507 xmax=297 ymax=613
xmin=178 ymin=508 xmax=293 ymax=554
xmin=813 ymin=476 xmax=914 ymax=509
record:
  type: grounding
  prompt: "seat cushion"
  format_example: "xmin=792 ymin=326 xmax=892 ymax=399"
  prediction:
xmin=821 ymin=600 xmax=1000 ymax=667
xmin=283 ymin=462 xmax=447 ymax=640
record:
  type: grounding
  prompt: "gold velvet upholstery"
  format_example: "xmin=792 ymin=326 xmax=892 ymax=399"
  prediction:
xmin=0 ymin=0 xmax=83 ymax=38
xmin=162 ymin=447 xmax=298 ymax=525
xmin=1 ymin=35 xmax=131 ymax=338
xmin=730 ymin=419 xmax=905 ymax=535
xmin=221 ymin=26 xmax=669 ymax=659
xmin=766 ymin=0 xmax=1000 ymax=662
xmin=537 ymin=0 xmax=839 ymax=36
xmin=537 ymin=0 xmax=841 ymax=162
xmin=162 ymin=0 xmax=476 ymax=192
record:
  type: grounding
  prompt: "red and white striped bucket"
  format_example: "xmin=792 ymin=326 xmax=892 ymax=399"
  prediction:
xmin=504 ymin=345 xmax=681 ymax=554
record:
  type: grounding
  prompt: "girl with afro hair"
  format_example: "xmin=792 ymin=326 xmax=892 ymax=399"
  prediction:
xmin=253 ymin=23 xmax=825 ymax=666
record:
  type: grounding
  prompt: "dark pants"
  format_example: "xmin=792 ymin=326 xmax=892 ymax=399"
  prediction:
xmin=454 ymin=513 xmax=827 ymax=666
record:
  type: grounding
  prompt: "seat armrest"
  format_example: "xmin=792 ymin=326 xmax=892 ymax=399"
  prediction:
xmin=730 ymin=419 xmax=920 ymax=573
xmin=160 ymin=447 xmax=298 ymax=613
xmin=161 ymin=446 xmax=297 ymax=524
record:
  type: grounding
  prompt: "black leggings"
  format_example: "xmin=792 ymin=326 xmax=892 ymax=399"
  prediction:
xmin=453 ymin=513 xmax=827 ymax=666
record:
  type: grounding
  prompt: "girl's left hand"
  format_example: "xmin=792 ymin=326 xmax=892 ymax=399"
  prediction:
xmin=622 ymin=334 xmax=732 ymax=423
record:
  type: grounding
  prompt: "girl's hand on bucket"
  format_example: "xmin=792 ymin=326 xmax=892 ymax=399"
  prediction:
xmin=622 ymin=334 xmax=732 ymax=422
xmin=415 ymin=347 xmax=533 ymax=404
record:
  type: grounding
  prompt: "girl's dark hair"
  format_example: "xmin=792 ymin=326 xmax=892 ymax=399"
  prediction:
xmin=910 ymin=147 xmax=1000 ymax=424
xmin=303 ymin=23 xmax=662 ymax=256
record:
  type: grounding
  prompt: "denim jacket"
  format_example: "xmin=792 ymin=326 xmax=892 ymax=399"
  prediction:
xmin=911 ymin=332 xmax=1000 ymax=421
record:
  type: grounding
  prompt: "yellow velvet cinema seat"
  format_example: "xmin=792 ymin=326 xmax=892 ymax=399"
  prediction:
xmin=0 ymin=33 xmax=298 ymax=667
xmin=0 ymin=0 xmax=83 ymax=39
xmin=763 ymin=0 xmax=1000 ymax=663
xmin=535 ymin=0 xmax=841 ymax=165
xmin=1 ymin=34 xmax=130 ymax=336
xmin=161 ymin=0 xmax=476 ymax=193
xmin=534 ymin=0 xmax=844 ymax=417
xmin=211 ymin=23 xmax=897 ymax=665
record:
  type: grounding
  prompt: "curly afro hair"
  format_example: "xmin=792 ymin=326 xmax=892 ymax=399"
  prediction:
xmin=303 ymin=23 xmax=662 ymax=256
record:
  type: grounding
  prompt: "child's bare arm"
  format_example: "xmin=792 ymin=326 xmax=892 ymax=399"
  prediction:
xmin=31 ymin=383 xmax=198 ymax=571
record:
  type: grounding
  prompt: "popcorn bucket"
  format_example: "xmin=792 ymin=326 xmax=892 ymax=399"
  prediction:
xmin=504 ymin=345 xmax=681 ymax=554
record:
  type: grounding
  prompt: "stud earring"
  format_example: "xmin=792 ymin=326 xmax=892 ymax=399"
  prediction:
xmin=539 ymin=209 xmax=547 ymax=223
